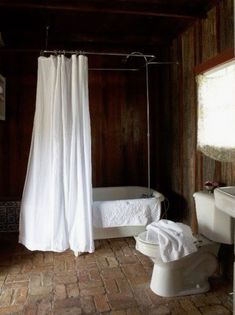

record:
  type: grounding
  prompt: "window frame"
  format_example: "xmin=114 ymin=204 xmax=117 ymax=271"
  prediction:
xmin=195 ymin=48 xmax=235 ymax=162
xmin=194 ymin=48 xmax=235 ymax=75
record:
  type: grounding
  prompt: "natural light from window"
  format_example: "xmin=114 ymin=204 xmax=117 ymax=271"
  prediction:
xmin=197 ymin=60 xmax=235 ymax=162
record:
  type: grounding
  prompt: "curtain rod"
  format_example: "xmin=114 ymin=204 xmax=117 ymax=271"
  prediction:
xmin=41 ymin=49 xmax=156 ymax=60
xmin=89 ymin=68 xmax=139 ymax=71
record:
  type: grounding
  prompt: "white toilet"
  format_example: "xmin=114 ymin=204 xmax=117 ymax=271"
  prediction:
xmin=135 ymin=191 xmax=234 ymax=297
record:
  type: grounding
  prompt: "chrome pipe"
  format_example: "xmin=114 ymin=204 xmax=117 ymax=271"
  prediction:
xmin=124 ymin=52 xmax=152 ymax=197
xmin=89 ymin=68 xmax=139 ymax=71
xmin=41 ymin=49 xmax=155 ymax=60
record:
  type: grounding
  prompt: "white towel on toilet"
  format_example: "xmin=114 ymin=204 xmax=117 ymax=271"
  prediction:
xmin=146 ymin=220 xmax=197 ymax=262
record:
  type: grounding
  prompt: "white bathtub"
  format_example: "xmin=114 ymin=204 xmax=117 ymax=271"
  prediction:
xmin=92 ymin=186 xmax=164 ymax=240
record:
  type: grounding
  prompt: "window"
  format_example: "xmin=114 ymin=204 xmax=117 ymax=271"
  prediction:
xmin=197 ymin=59 xmax=235 ymax=162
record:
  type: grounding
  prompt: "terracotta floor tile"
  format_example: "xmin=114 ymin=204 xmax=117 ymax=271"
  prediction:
xmin=0 ymin=233 xmax=233 ymax=314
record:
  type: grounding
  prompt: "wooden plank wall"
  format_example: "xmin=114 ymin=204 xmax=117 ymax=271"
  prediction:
xmin=0 ymin=53 xmax=37 ymax=200
xmin=0 ymin=54 xmax=148 ymax=200
xmin=156 ymin=0 xmax=235 ymax=222
xmin=90 ymin=68 xmax=147 ymax=188
xmin=1 ymin=0 xmax=233 ymax=206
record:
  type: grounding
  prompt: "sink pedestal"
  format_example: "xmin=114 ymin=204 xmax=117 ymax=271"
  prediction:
xmin=214 ymin=187 xmax=235 ymax=313
xmin=233 ymin=245 xmax=235 ymax=313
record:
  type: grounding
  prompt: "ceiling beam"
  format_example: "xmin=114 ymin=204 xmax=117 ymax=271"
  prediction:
xmin=0 ymin=2 xmax=204 ymax=20
xmin=3 ymin=29 xmax=170 ymax=48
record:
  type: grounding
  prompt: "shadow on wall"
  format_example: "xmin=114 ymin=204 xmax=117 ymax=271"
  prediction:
xmin=164 ymin=191 xmax=188 ymax=223
xmin=218 ymin=244 xmax=234 ymax=281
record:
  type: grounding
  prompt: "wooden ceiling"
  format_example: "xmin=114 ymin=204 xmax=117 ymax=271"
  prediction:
xmin=0 ymin=0 xmax=219 ymax=52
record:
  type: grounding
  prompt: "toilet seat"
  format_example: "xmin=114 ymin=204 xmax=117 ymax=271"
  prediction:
xmin=137 ymin=230 xmax=212 ymax=245
xmin=136 ymin=231 xmax=218 ymax=263
xmin=135 ymin=231 xmax=162 ymax=261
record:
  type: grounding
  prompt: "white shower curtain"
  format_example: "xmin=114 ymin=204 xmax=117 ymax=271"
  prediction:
xmin=19 ymin=54 xmax=94 ymax=255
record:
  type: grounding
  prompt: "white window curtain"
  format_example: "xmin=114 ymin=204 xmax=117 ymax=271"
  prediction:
xmin=19 ymin=55 xmax=94 ymax=255
xmin=197 ymin=61 xmax=235 ymax=162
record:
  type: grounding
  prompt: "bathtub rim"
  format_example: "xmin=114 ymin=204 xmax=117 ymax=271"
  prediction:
xmin=92 ymin=185 xmax=165 ymax=240
xmin=92 ymin=185 xmax=164 ymax=202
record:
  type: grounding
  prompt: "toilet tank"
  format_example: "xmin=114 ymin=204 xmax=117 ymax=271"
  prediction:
xmin=193 ymin=191 xmax=234 ymax=244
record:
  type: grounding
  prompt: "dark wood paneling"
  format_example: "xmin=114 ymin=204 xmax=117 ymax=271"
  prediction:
xmin=0 ymin=0 xmax=233 ymax=206
xmin=0 ymin=54 xmax=148 ymax=199
xmin=0 ymin=53 xmax=37 ymax=199
xmin=219 ymin=0 xmax=234 ymax=52
xmin=156 ymin=0 xmax=234 ymax=222
xmin=91 ymin=68 xmax=147 ymax=188
xmin=0 ymin=0 xmax=218 ymax=51
xmin=181 ymin=27 xmax=196 ymax=222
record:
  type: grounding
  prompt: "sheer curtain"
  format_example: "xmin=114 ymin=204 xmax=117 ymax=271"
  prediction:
xmin=197 ymin=61 xmax=235 ymax=162
xmin=19 ymin=55 xmax=94 ymax=255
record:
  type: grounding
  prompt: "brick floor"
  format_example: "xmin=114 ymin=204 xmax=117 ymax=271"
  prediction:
xmin=0 ymin=234 xmax=233 ymax=314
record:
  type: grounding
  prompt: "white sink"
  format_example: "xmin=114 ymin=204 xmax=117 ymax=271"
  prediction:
xmin=214 ymin=186 xmax=235 ymax=218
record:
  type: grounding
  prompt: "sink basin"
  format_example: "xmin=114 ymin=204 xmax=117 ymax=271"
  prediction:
xmin=214 ymin=186 xmax=235 ymax=218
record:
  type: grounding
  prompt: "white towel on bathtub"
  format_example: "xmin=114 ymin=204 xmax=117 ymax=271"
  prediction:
xmin=146 ymin=220 xmax=197 ymax=262
xmin=93 ymin=197 xmax=161 ymax=228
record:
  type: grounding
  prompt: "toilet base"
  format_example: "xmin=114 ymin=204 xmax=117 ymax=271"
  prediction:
xmin=150 ymin=252 xmax=218 ymax=297
xmin=150 ymin=264 xmax=210 ymax=297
